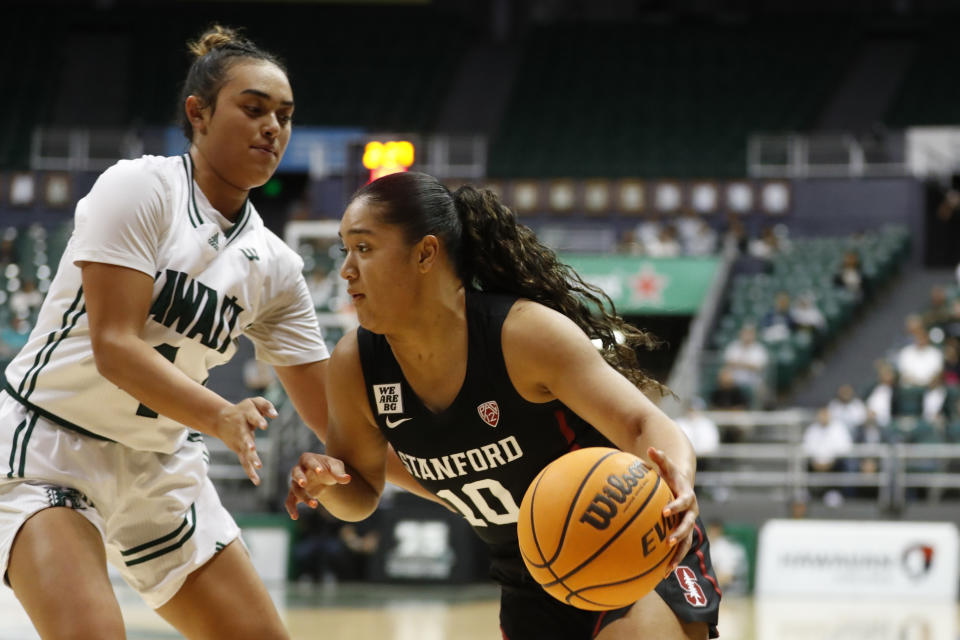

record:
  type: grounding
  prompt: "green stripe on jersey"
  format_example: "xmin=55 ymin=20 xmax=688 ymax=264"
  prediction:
xmin=17 ymin=287 xmax=84 ymax=397
xmin=122 ymin=503 xmax=197 ymax=567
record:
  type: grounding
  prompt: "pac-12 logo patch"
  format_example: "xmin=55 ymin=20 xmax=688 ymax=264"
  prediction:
xmin=374 ymin=383 xmax=404 ymax=415
xmin=674 ymin=566 xmax=707 ymax=607
xmin=477 ymin=401 xmax=500 ymax=427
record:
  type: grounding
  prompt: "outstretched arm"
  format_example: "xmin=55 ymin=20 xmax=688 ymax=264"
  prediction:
xmin=502 ymin=300 xmax=698 ymax=572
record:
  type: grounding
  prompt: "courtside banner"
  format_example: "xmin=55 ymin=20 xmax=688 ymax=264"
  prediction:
xmin=558 ymin=255 xmax=719 ymax=315
xmin=756 ymin=519 xmax=959 ymax=599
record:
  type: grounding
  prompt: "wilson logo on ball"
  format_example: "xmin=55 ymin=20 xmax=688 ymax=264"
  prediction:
xmin=579 ymin=460 xmax=648 ymax=530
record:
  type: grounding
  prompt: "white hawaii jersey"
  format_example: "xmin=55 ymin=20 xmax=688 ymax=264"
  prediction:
xmin=4 ymin=154 xmax=328 ymax=453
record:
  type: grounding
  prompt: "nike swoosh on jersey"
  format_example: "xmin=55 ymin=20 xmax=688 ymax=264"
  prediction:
xmin=385 ymin=416 xmax=413 ymax=429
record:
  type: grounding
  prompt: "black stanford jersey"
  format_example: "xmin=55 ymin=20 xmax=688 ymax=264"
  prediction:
xmin=357 ymin=292 xmax=616 ymax=553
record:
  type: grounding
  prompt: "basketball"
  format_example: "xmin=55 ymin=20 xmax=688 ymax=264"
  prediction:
xmin=517 ymin=447 xmax=678 ymax=611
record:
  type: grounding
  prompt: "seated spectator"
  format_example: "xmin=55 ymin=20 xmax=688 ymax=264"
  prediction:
xmin=790 ymin=291 xmax=826 ymax=338
xmin=828 ymin=384 xmax=868 ymax=430
xmin=704 ymin=520 xmax=749 ymax=596
xmin=722 ymin=214 xmax=749 ymax=254
xmin=685 ymin=218 xmax=718 ymax=256
xmin=923 ymin=372 xmax=949 ymax=423
xmin=943 ymin=340 xmax=960 ymax=386
xmin=749 ymin=225 xmax=789 ymax=260
xmin=760 ymin=291 xmax=797 ymax=344
xmin=674 ymin=208 xmax=702 ymax=245
xmin=710 ymin=367 xmax=749 ymax=410
xmin=675 ymin=398 xmax=720 ymax=457
xmin=803 ymin=407 xmax=853 ymax=471
xmin=0 ymin=316 xmax=31 ymax=357
xmin=9 ymin=279 xmax=43 ymax=319
xmin=922 ymin=285 xmax=952 ymax=330
xmin=944 ymin=300 xmax=960 ymax=342
xmin=802 ymin=407 xmax=853 ymax=504
xmin=897 ymin=322 xmax=944 ymax=387
xmin=722 ymin=324 xmax=769 ymax=398
xmin=635 ymin=211 xmax=663 ymax=249
xmin=852 ymin=410 xmax=893 ymax=499
xmin=644 ymin=225 xmax=682 ymax=257
xmin=865 ymin=362 xmax=897 ymax=427
xmin=833 ymin=250 xmax=864 ymax=301
xmin=616 ymin=229 xmax=643 ymax=256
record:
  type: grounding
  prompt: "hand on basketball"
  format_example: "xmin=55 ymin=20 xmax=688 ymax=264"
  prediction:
xmin=214 ymin=397 xmax=277 ymax=486
xmin=647 ymin=446 xmax=699 ymax=578
xmin=284 ymin=452 xmax=352 ymax=520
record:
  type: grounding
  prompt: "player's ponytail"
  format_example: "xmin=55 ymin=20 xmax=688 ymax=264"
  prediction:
xmin=178 ymin=25 xmax=286 ymax=141
xmin=352 ymin=172 xmax=666 ymax=397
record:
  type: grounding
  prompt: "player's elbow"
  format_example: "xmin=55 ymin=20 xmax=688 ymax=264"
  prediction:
xmin=90 ymin=332 xmax=134 ymax=383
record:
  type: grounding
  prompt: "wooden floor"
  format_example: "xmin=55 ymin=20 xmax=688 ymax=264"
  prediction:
xmin=1 ymin=580 xmax=957 ymax=639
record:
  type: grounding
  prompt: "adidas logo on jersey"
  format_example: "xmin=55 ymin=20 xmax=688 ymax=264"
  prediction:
xmin=208 ymin=232 xmax=220 ymax=250
xmin=240 ymin=248 xmax=259 ymax=261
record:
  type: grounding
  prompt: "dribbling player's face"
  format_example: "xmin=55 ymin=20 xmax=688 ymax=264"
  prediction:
xmin=338 ymin=199 xmax=420 ymax=333
xmin=194 ymin=61 xmax=293 ymax=191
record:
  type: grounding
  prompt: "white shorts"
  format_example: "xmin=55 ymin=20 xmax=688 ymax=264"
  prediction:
xmin=0 ymin=391 xmax=242 ymax=609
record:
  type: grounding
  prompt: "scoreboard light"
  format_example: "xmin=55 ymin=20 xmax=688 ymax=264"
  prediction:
xmin=363 ymin=140 xmax=415 ymax=183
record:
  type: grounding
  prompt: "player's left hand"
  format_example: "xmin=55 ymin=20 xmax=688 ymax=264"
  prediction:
xmin=647 ymin=446 xmax=699 ymax=578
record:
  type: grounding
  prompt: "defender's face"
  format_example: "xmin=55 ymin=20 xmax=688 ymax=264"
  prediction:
xmin=193 ymin=61 xmax=293 ymax=190
xmin=338 ymin=198 xmax=419 ymax=333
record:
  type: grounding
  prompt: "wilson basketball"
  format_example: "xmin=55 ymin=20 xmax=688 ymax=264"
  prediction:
xmin=517 ymin=447 xmax=678 ymax=611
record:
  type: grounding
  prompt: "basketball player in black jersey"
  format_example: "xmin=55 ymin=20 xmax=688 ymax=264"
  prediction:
xmin=285 ymin=172 xmax=720 ymax=639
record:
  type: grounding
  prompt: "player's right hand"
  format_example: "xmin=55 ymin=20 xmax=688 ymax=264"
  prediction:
xmin=284 ymin=452 xmax=351 ymax=519
xmin=214 ymin=397 xmax=277 ymax=485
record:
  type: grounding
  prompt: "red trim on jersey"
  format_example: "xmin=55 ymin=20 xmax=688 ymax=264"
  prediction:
xmin=501 ymin=626 xmax=509 ymax=640
xmin=693 ymin=522 xmax=723 ymax=597
xmin=592 ymin=611 xmax=609 ymax=638
xmin=554 ymin=410 xmax=581 ymax=451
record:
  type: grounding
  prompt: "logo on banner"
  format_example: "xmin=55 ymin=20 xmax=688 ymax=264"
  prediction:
xmin=374 ymin=383 xmax=404 ymax=415
xmin=674 ymin=566 xmax=707 ymax=607
xmin=902 ymin=544 xmax=935 ymax=580
xmin=477 ymin=401 xmax=500 ymax=427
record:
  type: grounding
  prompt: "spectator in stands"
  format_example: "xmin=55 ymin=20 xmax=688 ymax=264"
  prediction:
xmin=944 ymin=299 xmax=960 ymax=342
xmin=828 ymin=384 xmax=868 ymax=431
xmin=897 ymin=321 xmax=944 ymax=387
xmin=833 ymin=250 xmax=864 ymax=301
xmin=790 ymin=291 xmax=826 ymax=339
xmin=760 ymin=291 xmax=797 ymax=344
xmin=942 ymin=340 xmax=960 ymax=385
xmin=852 ymin=410 xmax=893 ymax=499
xmin=866 ymin=361 xmax=897 ymax=427
xmin=634 ymin=211 xmax=663 ymax=249
xmin=722 ymin=214 xmax=749 ymax=254
xmin=802 ymin=407 xmax=853 ymax=504
xmin=644 ymin=224 xmax=682 ymax=257
xmin=0 ymin=231 xmax=19 ymax=266
xmin=0 ymin=316 xmax=31 ymax=358
xmin=922 ymin=285 xmax=952 ymax=330
xmin=616 ymin=228 xmax=643 ymax=256
xmin=685 ymin=218 xmax=718 ymax=256
xmin=242 ymin=358 xmax=276 ymax=396
xmin=722 ymin=324 xmax=769 ymax=399
xmin=923 ymin=371 xmax=949 ymax=423
xmin=674 ymin=398 xmax=719 ymax=457
xmin=704 ymin=520 xmax=749 ymax=596
xmin=9 ymin=278 xmax=43 ymax=319
xmin=748 ymin=225 xmax=787 ymax=261
xmin=291 ymin=504 xmax=380 ymax=584
xmin=674 ymin=208 xmax=701 ymax=245
xmin=710 ymin=367 xmax=749 ymax=410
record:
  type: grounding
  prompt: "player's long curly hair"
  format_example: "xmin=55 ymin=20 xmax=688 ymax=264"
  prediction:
xmin=178 ymin=25 xmax=286 ymax=141
xmin=351 ymin=172 xmax=668 ymax=398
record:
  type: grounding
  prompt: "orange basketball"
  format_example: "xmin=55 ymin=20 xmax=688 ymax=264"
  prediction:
xmin=517 ymin=447 xmax=678 ymax=611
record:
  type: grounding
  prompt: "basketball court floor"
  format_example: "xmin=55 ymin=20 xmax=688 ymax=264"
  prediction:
xmin=0 ymin=579 xmax=956 ymax=639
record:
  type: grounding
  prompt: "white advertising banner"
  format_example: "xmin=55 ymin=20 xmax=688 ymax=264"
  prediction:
xmin=756 ymin=519 xmax=959 ymax=599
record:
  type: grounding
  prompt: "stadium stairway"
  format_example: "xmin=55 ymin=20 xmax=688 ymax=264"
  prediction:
xmin=787 ymin=266 xmax=956 ymax=407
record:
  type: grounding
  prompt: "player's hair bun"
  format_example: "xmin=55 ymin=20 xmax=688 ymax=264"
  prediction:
xmin=188 ymin=25 xmax=249 ymax=58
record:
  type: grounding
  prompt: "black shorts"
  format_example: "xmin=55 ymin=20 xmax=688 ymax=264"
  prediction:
xmin=496 ymin=518 xmax=721 ymax=639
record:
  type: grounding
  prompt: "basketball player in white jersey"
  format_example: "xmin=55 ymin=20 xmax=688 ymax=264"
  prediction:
xmin=0 ymin=26 xmax=327 ymax=639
